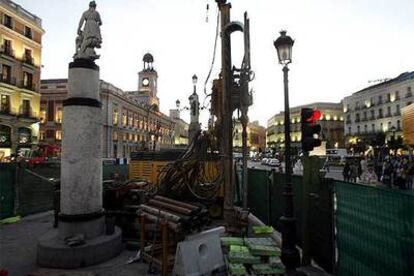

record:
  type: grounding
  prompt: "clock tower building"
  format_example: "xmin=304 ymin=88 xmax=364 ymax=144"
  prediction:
xmin=134 ymin=53 xmax=160 ymax=109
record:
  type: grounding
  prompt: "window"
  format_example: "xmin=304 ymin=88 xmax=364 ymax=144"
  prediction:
xmin=396 ymin=104 xmax=400 ymax=115
xmin=3 ymin=14 xmax=12 ymax=28
xmin=371 ymin=124 xmax=375 ymax=132
xmin=378 ymin=108 xmax=383 ymax=118
xmin=39 ymin=131 xmax=45 ymax=141
xmin=113 ymin=131 xmax=118 ymax=141
xmin=24 ymin=48 xmax=33 ymax=64
xmin=387 ymin=106 xmax=391 ymax=116
xmin=55 ymin=106 xmax=62 ymax=123
xmin=47 ymin=101 xmax=55 ymax=122
xmin=406 ymin=87 xmax=412 ymax=98
xmin=386 ymin=93 xmax=391 ymax=102
xmin=395 ymin=91 xmax=400 ymax=100
xmin=364 ymin=125 xmax=367 ymax=133
xmin=0 ymin=94 xmax=10 ymax=113
xmin=378 ymin=95 xmax=382 ymax=104
xmin=370 ymin=110 xmax=375 ymax=120
xmin=24 ymin=26 xmax=32 ymax=39
xmin=2 ymin=39 xmax=13 ymax=56
xmin=22 ymin=99 xmax=30 ymax=116
xmin=355 ymin=113 xmax=360 ymax=122
xmin=122 ymin=112 xmax=127 ymax=126
xmin=363 ymin=111 xmax=367 ymax=120
xmin=1 ymin=64 xmax=11 ymax=82
xmin=346 ymin=114 xmax=351 ymax=122
xmin=40 ymin=108 xmax=46 ymax=123
xmin=55 ymin=130 xmax=62 ymax=141
xmin=23 ymin=72 xmax=33 ymax=89
xmin=357 ymin=126 xmax=360 ymax=134
xmin=112 ymin=109 xmax=118 ymax=125
xmin=397 ymin=120 xmax=401 ymax=130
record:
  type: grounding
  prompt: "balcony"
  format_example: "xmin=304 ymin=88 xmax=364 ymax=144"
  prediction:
xmin=18 ymin=106 xmax=38 ymax=122
xmin=0 ymin=75 xmax=16 ymax=86
xmin=385 ymin=113 xmax=392 ymax=118
xmin=394 ymin=112 xmax=401 ymax=116
xmin=370 ymin=116 xmax=375 ymax=121
xmin=355 ymin=118 xmax=360 ymax=123
xmin=18 ymin=80 xmax=36 ymax=92
xmin=23 ymin=54 xmax=34 ymax=66
xmin=406 ymin=93 xmax=412 ymax=98
xmin=377 ymin=114 xmax=384 ymax=119
xmin=0 ymin=45 xmax=15 ymax=58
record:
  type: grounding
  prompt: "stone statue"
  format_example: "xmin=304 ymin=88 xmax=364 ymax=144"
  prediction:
xmin=73 ymin=1 xmax=102 ymax=60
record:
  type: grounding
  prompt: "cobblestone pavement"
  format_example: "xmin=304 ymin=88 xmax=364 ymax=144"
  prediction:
xmin=0 ymin=211 xmax=149 ymax=276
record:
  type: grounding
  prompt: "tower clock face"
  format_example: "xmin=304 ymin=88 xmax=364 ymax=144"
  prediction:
xmin=142 ymin=78 xmax=150 ymax=86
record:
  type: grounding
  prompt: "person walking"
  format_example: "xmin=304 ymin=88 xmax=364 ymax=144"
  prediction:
xmin=343 ymin=161 xmax=350 ymax=182
xmin=350 ymin=161 xmax=359 ymax=183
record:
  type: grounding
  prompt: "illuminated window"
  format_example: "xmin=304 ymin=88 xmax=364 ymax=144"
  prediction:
xmin=55 ymin=106 xmax=62 ymax=123
xmin=39 ymin=131 xmax=45 ymax=141
xmin=128 ymin=113 xmax=133 ymax=126
xmin=0 ymin=94 xmax=10 ymax=113
xmin=122 ymin=113 xmax=127 ymax=126
xmin=55 ymin=130 xmax=62 ymax=141
xmin=113 ymin=131 xmax=118 ymax=140
xmin=112 ymin=109 xmax=118 ymax=125
xmin=40 ymin=108 xmax=46 ymax=123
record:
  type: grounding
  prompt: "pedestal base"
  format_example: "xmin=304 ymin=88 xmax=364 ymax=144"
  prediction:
xmin=37 ymin=226 xmax=123 ymax=269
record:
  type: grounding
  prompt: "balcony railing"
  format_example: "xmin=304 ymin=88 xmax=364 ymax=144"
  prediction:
xmin=406 ymin=93 xmax=412 ymax=98
xmin=23 ymin=55 xmax=34 ymax=65
xmin=18 ymin=106 xmax=37 ymax=120
xmin=18 ymin=80 xmax=36 ymax=91
xmin=1 ymin=45 xmax=15 ymax=57
xmin=394 ymin=112 xmax=401 ymax=116
xmin=0 ymin=75 xmax=16 ymax=86
xmin=377 ymin=114 xmax=384 ymax=119
xmin=370 ymin=116 xmax=375 ymax=120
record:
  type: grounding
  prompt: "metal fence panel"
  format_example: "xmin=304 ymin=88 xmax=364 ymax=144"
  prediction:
xmin=0 ymin=163 xmax=16 ymax=219
xmin=335 ymin=181 xmax=414 ymax=276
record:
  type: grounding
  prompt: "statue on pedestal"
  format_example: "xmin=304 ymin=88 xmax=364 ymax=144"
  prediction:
xmin=74 ymin=1 xmax=102 ymax=60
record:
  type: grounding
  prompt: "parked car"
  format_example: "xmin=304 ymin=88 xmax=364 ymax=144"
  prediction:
xmin=268 ymin=158 xmax=280 ymax=167
xmin=261 ymin=158 xmax=269 ymax=165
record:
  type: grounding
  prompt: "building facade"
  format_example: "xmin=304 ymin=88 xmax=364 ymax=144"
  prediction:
xmin=402 ymin=103 xmax=414 ymax=146
xmin=267 ymin=102 xmax=344 ymax=151
xmin=233 ymin=120 xmax=266 ymax=153
xmin=39 ymin=55 xmax=176 ymax=159
xmin=169 ymin=107 xmax=189 ymax=147
xmin=342 ymin=71 xmax=414 ymax=147
xmin=0 ymin=0 xmax=44 ymax=159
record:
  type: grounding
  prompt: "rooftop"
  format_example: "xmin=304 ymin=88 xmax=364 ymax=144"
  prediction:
xmin=354 ymin=71 xmax=414 ymax=95
xmin=0 ymin=0 xmax=42 ymax=28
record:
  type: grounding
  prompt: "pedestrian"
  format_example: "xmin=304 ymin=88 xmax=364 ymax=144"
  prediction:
xmin=343 ymin=161 xmax=350 ymax=182
xmin=350 ymin=161 xmax=359 ymax=183
xmin=381 ymin=158 xmax=392 ymax=188
xmin=360 ymin=165 xmax=378 ymax=185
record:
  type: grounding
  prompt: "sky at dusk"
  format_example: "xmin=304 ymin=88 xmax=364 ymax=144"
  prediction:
xmin=16 ymin=0 xmax=414 ymax=127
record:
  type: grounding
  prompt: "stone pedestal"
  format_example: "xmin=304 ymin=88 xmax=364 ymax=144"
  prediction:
xmin=37 ymin=59 xmax=122 ymax=268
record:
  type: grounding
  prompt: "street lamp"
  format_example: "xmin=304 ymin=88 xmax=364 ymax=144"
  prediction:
xmin=273 ymin=30 xmax=300 ymax=270
xmin=192 ymin=74 xmax=198 ymax=94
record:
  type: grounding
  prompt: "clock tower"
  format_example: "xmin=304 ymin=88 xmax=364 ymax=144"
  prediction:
xmin=137 ymin=53 xmax=159 ymax=108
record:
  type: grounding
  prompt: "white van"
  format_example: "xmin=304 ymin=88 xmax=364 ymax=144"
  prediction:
xmin=326 ymin=149 xmax=348 ymax=165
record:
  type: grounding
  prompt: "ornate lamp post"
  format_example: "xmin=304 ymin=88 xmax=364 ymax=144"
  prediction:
xmin=189 ymin=74 xmax=201 ymax=142
xmin=273 ymin=30 xmax=301 ymax=269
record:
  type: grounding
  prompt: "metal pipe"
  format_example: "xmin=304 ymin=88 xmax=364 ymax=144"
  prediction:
xmin=154 ymin=196 xmax=199 ymax=211
xmin=148 ymin=199 xmax=193 ymax=215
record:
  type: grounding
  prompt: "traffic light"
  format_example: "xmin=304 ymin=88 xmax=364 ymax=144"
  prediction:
xmin=301 ymin=108 xmax=322 ymax=152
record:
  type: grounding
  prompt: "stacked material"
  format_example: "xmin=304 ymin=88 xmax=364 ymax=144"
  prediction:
xmin=221 ymin=236 xmax=285 ymax=276
xmin=139 ymin=195 xmax=209 ymax=232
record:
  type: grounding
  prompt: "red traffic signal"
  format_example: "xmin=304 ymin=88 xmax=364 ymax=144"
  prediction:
xmin=301 ymin=108 xmax=322 ymax=152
